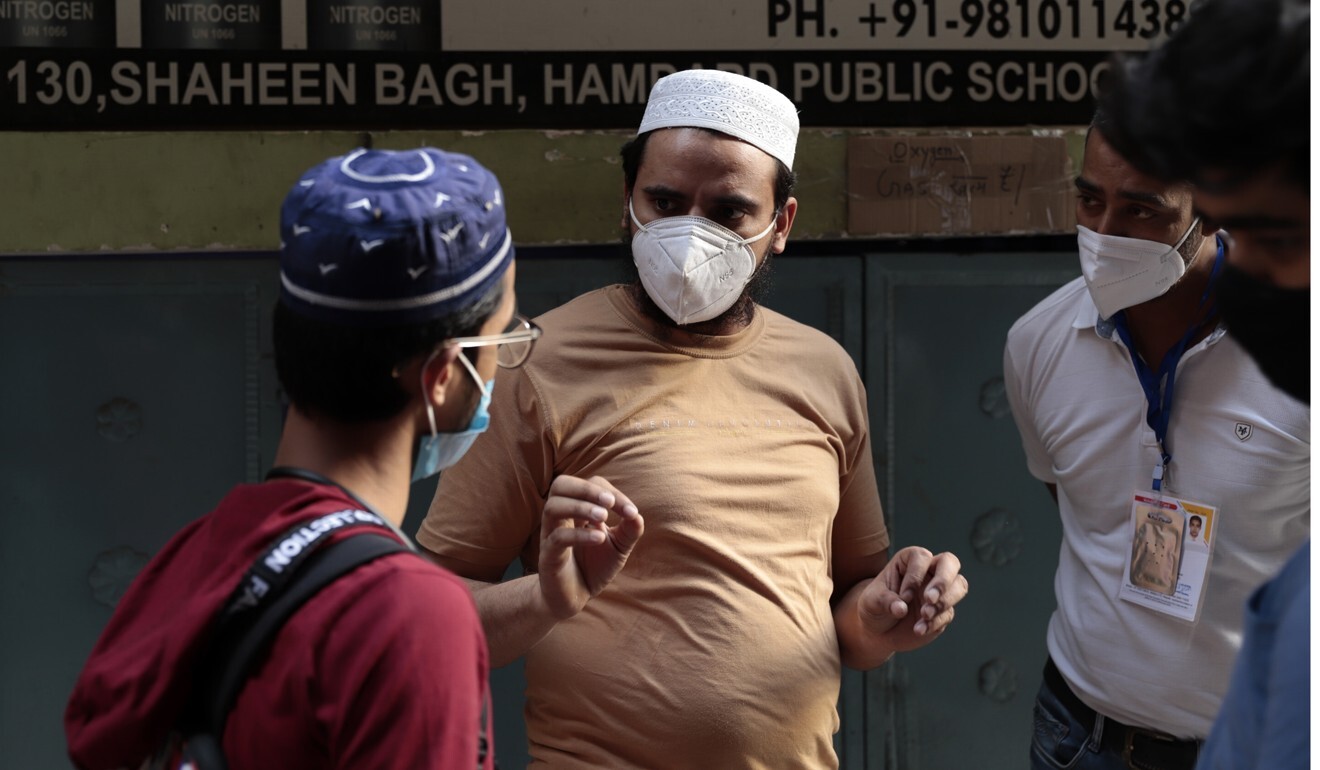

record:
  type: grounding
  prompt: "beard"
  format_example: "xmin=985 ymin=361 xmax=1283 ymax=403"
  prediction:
xmin=622 ymin=236 xmax=777 ymax=334
xmin=1177 ymin=227 xmax=1205 ymax=267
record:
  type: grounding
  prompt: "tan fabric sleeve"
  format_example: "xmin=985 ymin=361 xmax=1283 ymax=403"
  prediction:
xmin=831 ymin=366 xmax=890 ymax=572
xmin=415 ymin=365 xmax=556 ymax=572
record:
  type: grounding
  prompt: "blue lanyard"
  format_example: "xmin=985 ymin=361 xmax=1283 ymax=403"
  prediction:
xmin=1111 ymin=238 xmax=1225 ymax=491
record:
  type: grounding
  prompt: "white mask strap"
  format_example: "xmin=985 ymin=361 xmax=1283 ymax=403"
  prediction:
xmin=419 ymin=347 xmax=443 ymax=437
xmin=628 ymin=198 xmax=643 ymax=230
xmin=420 ymin=344 xmax=492 ymax=436
xmin=1174 ymin=217 xmax=1201 ymax=257
xmin=455 ymin=349 xmax=489 ymax=394
xmin=628 ymin=197 xmax=778 ymax=245
xmin=741 ymin=214 xmax=778 ymax=247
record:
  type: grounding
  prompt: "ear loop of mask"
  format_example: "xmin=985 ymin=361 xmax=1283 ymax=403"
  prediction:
xmin=1174 ymin=216 xmax=1202 ymax=263
xmin=418 ymin=346 xmax=488 ymax=438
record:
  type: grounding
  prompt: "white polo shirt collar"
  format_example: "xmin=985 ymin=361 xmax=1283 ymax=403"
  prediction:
xmin=1070 ymin=289 xmax=1230 ymax=349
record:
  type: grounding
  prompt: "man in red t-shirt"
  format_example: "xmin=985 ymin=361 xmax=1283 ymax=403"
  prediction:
xmin=64 ymin=147 xmax=539 ymax=769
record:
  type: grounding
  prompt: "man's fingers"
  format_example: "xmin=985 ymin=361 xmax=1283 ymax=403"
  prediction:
xmin=920 ymin=570 xmax=969 ymax=619
xmin=914 ymin=606 xmax=955 ymax=637
xmin=894 ymin=547 xmax=934 ymax=604
xmin=858 ymin=581 xmax=908 ymax=636
xmin=546 ymin=475 xmax=641 ymax=520
xmin=920 ymin=552 xmax=965 ymax=606
xmin=545 ymin=524 xmax=608 ymax=548
xmin=541 ymin=475 xmax=643 ymax=567
xmin=541 ymin=474 xmax=645 ymax=558
xmin=609 ymin=508 xmax=645 ymax=555
xmin=543 ymin=496 xmax=609 ymax=527
xmin=942 ymin=573 xmax=970 ymax=606
xmin=586 ymin=475 xmax=640 ymax=518
xmin=547 ymin=474 xmax=621 ymax=510
xmin=915 ymin=567 xmax=965 ymax=629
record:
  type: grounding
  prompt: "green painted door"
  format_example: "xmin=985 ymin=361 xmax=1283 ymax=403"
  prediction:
xmin=862 ymin=253 xmax=1079 ymax=768
xmin=0 ymin=257 xmax=282 ymax=770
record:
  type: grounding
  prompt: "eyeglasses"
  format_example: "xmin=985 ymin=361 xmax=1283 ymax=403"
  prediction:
xmin=447 ymin=313 xmax=543 ymax=369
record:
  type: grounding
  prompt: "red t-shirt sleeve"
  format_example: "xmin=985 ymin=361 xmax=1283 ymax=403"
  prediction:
xmin=313 ymin=556 xmax=493 ymax=770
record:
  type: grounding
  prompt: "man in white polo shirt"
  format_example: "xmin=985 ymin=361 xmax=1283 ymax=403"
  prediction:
xmin=1003 ymin=108 xmax=1309 ymax=770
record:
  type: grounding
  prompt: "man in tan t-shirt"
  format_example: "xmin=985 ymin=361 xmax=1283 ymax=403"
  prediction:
xmin=417 ymin=69 xmax=970 ymax=769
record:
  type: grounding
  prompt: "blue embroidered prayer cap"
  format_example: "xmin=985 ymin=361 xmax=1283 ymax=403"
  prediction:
xmin=279 ymin=147 xmax=514 ymax=325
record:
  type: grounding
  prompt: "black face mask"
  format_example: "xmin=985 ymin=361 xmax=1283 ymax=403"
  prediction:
xmin=1217 ymin=264 xmax=1310 ymax=404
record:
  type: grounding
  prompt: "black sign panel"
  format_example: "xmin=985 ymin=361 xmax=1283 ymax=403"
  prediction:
xmin=0 ymin=49 xmax=1112 ymax=130
xmin=140 ymin=0 xmax=280 ymax=50
xmin=306 ymin=0 xmax=439 ymax=51
xmin=0 ymin=0 xmax=113 ymax=48
xmin=1 ymin=0 xmax=1195 ymax=130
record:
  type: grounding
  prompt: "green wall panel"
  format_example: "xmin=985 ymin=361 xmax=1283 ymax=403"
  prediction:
xmin=0 ymin=128 xmax=1085 ymax=254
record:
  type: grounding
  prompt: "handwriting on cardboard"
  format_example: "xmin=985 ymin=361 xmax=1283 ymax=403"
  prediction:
xmin=847 ymin=135 xmax=1074 ymax=237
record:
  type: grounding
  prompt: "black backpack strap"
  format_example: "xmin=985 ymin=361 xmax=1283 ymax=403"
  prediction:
xmin=215 ymin=507 xmax=409 ymax=626
xmin=184 ymin=529 xmax=409 ymax=757
xmin=206 ymin=532 xmax=407 ymax=731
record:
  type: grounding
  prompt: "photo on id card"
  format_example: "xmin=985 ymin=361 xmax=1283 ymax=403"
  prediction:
xmin=1129 ymin=501 xmax=1185 ymax=596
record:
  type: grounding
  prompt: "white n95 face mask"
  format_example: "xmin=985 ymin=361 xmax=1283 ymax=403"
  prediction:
xmin=1077 ymin=218 xmax=1200 ymax=320
xmin=630 ymin=200 xmax=777 ymax=326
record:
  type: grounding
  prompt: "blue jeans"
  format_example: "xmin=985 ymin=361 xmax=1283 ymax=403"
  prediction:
xmin=1029 ymin=676 xmax=1209 ymax=770
xmin=1029 ymin=678 xmax=1126 ymax=770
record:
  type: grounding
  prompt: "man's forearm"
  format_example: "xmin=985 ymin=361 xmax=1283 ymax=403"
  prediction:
xmin=832 ymin=578 xmax=898 ymax=672
xmin=464 ymin=574 xmax=564 ymax=668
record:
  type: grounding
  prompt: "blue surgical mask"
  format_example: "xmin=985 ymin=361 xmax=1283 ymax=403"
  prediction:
xmin=412 ymin=352 xmax=493 ymax=482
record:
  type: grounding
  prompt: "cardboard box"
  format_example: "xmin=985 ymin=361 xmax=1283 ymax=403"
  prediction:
xmin=847 ymin=134 xmax=1075 ymax=237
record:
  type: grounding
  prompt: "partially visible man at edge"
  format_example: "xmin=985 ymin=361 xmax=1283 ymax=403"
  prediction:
xmin=1102 ymin=0 xmax=1310 ymax=768
xmin=416 ymin=68 xmax=969 ymax=769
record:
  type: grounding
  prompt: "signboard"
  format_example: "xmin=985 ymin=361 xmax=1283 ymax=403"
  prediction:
xmin=140 ymin=0 xmax=280 ymax=49
xmin=306 ymin=0 xmax=438 ymax=51
xmin=0 ymin=0 xmax=114 ymax=47
xmin=1 ymin=0 xmax=1193 ymax=130
xmin=847 ymin=133 xmax=1075 ymax=235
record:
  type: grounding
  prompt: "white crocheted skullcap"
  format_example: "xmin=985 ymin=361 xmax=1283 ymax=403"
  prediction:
xmin=639 ymin=69 xmax=800 ymax=170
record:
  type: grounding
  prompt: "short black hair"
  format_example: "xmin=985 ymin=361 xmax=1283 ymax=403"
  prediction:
xmin=620 ymin=129 xmax=798 ymax=213
xmin=1086 ymin=104 xmax=1118 ymax=148
xmin=273 ymin=280 xmax=504 ymax=423
xmin=1190 ymin=515 xmax=1203 ymax=526
xmin=1099 ymin=0 xmax=1309 ymax=191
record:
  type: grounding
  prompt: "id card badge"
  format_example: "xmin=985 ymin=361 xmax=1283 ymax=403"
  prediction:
xmin=1119 ymin=490 xmax=1218 ymax=622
